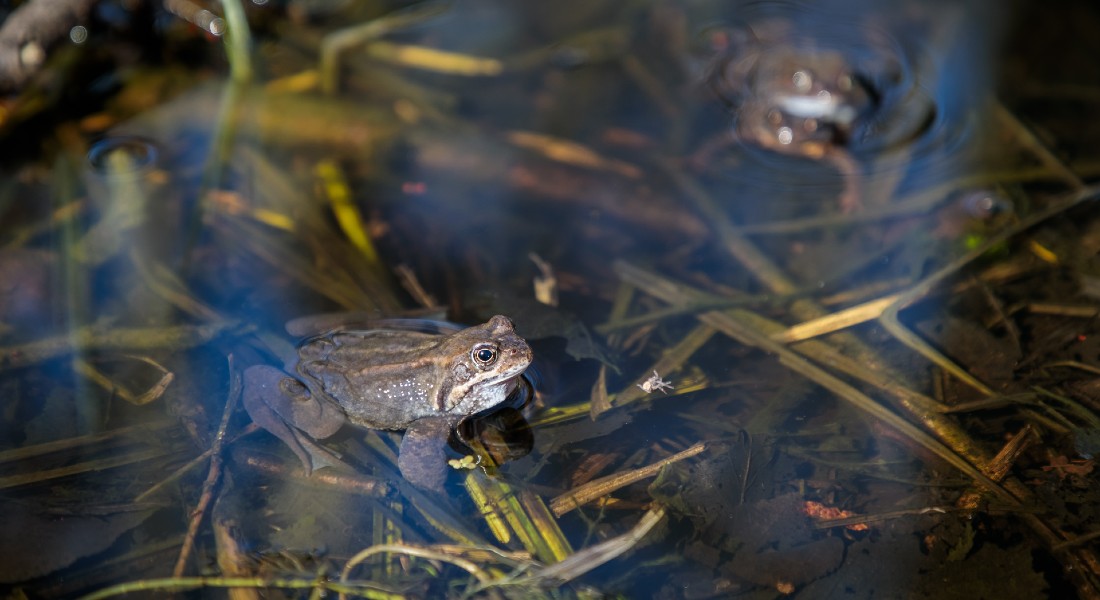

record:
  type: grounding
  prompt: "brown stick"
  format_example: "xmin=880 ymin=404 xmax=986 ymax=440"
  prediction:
xmin=173 ymin=356 xmax=243 ymax=577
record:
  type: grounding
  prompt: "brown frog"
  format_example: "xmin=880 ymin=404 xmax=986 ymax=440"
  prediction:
xmin=732 ymin=48 xmax=873 ymax=157
xmin=702 ymin=22 xmax=882 ymax=211
xmin=243 ymin=315 xmax=533 ymax=490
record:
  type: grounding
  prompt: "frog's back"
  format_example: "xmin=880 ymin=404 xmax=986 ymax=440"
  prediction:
xmin=297 ymin=329 xmax=447 ymax=429
xmin=301 ymin=330 xmax=442 ymax=369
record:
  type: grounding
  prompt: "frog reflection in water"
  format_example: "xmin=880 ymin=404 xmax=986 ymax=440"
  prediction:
xmin=243 ymin=315 xmax=533 ymax=490
xmin=735 ymin=48 xmax=873 ymax=157
xmin=706 ymin=28 xmax=881 ymax=212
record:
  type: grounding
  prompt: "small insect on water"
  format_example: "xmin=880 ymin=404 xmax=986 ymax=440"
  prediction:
xmin=637 ymin=370 xmax=674 ymax=394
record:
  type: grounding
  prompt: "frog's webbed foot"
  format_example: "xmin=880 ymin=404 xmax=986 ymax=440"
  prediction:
xmin=398 ymin=417 xmax=461 ymax=491
xmin=276 ymin=426 xmax=345 ymax=476
xmin=243 ymin=365 xmax=346 ymax=475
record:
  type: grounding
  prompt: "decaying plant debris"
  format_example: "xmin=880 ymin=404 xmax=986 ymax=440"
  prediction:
xmin=1 ymin=0 xmax=1100 ymax=598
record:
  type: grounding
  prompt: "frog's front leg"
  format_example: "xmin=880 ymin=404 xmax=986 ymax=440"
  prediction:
xmin=243 ymin=365 xmax=347 ymax=475
xmin=398 ymin=416 xmax=462 ymax=491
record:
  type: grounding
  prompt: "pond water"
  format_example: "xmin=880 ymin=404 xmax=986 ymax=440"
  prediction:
xmin=2 ymin=0 xmax=1100 ymax=598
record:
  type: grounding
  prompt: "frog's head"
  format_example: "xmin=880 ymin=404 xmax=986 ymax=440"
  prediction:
xmin=727 ymin=47 xmax=878 ymax=154
xmin=440 ymin=315 xmax=533 ymax=415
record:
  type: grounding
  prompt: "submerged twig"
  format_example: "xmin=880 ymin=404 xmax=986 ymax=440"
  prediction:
xmin=232 ymin=449 xmax=390 ymax=497
xmin=812 ymin=505 xmax=960 ymax=530
xmin=173 ymin=356 xmax=242 ymax=577
xmin=551 ymin=442 xmax=706 ymax=516
xmin=72 ymin=355 xmax=174 ymax=406
xmin=956 ymin=425 xmax=1036 ymax=510
xmin=135 ymin=425 xmax=256 ymax=503
xmin=1053 ymin=529 xmax=1100 ymax=553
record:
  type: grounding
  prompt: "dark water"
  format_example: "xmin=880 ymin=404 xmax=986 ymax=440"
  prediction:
xmin=2 ymin=0 xmax=1099 ymax=597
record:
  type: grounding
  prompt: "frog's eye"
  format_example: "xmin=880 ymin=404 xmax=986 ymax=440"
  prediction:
xmin=473 ymin=346 xmax=498 ymax=365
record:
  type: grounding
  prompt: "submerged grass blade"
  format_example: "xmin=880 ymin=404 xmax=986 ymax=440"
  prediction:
xmin=511 ymin=506 xmax=665 ymax=586
xmin=0 ymin=322 xmax=239 ymax=370
xmin=465 ymin=471 xmax=573 ymax=564
xmin=315 ymin=160 xmax=383 ymax=267
xmin=879 ymin=183 xmax=1100 ymax=396
xmin=612 ymin=260 xmax=1019 ymax=505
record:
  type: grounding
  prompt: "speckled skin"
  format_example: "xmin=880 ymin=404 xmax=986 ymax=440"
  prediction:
xmin=243 ymin=315 xmax=532 ymax=489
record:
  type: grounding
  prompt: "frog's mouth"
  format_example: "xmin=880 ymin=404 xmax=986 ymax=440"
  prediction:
xmin=773 ymin=93 xmax=859 ymax=127
xmin=477 ymin=362 xmax=530 ymax=389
